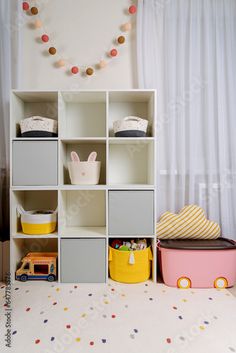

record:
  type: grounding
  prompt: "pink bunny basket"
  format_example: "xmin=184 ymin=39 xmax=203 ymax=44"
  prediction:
xmin=68 ymin=151 xmax=101 ymax=185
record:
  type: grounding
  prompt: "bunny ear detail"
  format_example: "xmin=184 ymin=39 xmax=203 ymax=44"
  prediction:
xmin=88 ymin=151 xmax=97 ymax=162
xmin=71 ymin=151 xmax=80 ymax=162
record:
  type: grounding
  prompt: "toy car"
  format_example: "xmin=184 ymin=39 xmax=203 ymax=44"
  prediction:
xmin=16 ymin=252 xmax=57 ymax=282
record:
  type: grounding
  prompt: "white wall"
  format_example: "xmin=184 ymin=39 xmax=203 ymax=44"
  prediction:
xmin=21 ymin=0 xmax=137 ymax=90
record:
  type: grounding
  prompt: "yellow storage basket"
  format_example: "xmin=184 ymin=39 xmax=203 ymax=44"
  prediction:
xmin=109 ymin=246 xmax=153 ymax=283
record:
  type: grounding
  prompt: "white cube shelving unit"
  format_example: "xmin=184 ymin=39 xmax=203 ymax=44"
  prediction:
xmin=10 ymin=90 xmax=156 ymax=284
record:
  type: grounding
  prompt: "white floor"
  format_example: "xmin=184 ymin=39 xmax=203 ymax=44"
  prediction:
xmin=1 ymin=280 xmax=236 ymax=353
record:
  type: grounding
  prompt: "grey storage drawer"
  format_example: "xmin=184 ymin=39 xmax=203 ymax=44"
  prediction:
xmin=108 ymin=190 xmax=154 ymax=235
xmin=12 ymin=141 xmax=58 ymax=186
xmin=60 ymin=238 xmax=106 ymax=283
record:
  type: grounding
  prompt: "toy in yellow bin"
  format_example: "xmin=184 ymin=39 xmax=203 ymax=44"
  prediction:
xmin=16 ymin=252 xmax=57 ymax=282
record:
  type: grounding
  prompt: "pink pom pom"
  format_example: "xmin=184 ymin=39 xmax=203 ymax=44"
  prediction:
xmin=71 ymin=66 xmax=79 ymax=74
xmin=41 ymin=34 xmax=49 ymax=43
xmin=22 ymin=2 xmax=29 ymax=11
xmin=129 ymin=5 xmax=137 ymax=14
xmin=110 ymin=49 xmax=118 ymax=57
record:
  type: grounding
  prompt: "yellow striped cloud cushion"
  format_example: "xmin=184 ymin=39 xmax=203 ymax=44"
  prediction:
xmin=156 ymin=205 xmax=221 ymax=239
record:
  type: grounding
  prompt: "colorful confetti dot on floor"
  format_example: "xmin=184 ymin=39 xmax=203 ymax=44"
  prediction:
xmin=12 ymin=331 xmax=17 ymax=335
xmin=51 ymin=337 xmax=55 ymax=341
xmin=53 ymin=302 xmax=57 ymax=305
xmin=199 ymin=326 xmax=205 ymax=330
xmin=90 ymin=341 xmax=94 ymax=346
xmin=173 ymin=306 xmax=177 ymax=310
xmin=134 ymin=329 xmax=138 ymax=333
xmin=204 ymin=321 xmax=209 ymax=324
xmin=26 ymin=307 xmax=31 ymax=312
xmin=76 ymin=337 xmax=81 ymax=342
xmin=66 ymin=324 xmax=71 ymax=329
xmin=102 ymin=339 xmax=107 ymax=343
xmin=35 ymin=339 xmax=40 ymax=344
xmin=111 ymin=314 xmax=116 ymax=318
xmin=43 ymin=319 xmax=48 ymax=323
xmin=166 ymin=338 xmax=171 ymax=344
xmin=229 ymin=347 xmax=236 ymax=352
xmin=178 ymin=316 xmax=183 ymax=320
xmin=64 ymin=307 xmax=68 ymax=311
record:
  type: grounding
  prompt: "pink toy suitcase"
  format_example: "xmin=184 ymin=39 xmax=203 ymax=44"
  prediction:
xmin=158 ymin=238 xmax=236 ymax=288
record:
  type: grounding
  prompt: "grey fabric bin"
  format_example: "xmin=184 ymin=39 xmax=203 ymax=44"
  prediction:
xmin=108 ymin=190 xmax=154 ymax=236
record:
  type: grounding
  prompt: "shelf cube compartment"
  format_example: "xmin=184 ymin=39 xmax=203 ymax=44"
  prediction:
xmin=108 ymin=190 xmax=154 ymax=236
xmin=108 ymin=91 xmax=155 ymax=137
xmin=60 ymin=140 xmax=106 ymax=185
xmin=108 ymin=139 xmax=154 ymax=185
xmin=12 ymin=141 xmax=58 ymax=186
xmin=12 ymin=238 xmax=58 ymax=282
xmin=60 ymin=238 xmax=106 ymax=283
xmin=60 ymin=92 xmax=106 ymax=138
xmin=11 ymin=91 xmax=58 ymax=138
xmin=60 ymin=190 xmax=106 ymax=237
xmin=11 ymin=190 xmax=58 ymax=236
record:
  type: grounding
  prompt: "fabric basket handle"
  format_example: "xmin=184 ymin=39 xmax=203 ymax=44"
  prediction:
xmin=17 ymin=205 xmax=26 ymax=215
xmin=31 ymin=117 xmax=44 ymax=121
xmin=148 ymin=247 xmax=153 ymax=261
xmin=123 ymin=116 xmax=142 ymax=122
xmin=109 ymin=248 xmax=113 ymax=261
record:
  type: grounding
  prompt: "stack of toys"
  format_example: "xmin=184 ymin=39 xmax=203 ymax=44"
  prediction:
xmin=110 ymin=239 xmax=147 ymax=251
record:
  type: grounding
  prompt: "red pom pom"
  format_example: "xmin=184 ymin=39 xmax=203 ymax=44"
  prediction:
xmin=129 ymin=5 xmax=137 ymax=14
xmin=22 ymin=2 xmax=29 ymax=11
xmin=71 ymin=66 xmax=79 ymax=74
xmin=110 ymin=49 xmax=118 ymax=57
xmin=41 ymin=34 xmax=49 ymax=43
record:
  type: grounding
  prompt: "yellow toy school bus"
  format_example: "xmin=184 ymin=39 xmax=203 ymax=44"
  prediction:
xmin=16 ymin=252 xmax=57 ymax=282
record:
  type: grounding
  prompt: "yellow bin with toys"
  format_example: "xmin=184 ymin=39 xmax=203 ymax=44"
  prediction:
xmin=109 ymin=246 xmax=153 ymax=283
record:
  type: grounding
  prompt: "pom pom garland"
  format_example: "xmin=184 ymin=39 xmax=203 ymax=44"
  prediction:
xmin=22 ymin=2 xmax=136 ymax=77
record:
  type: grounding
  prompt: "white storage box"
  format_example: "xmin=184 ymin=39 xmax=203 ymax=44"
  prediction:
xmin=20 ymin=116 xmax=58 ymax=137
xmin=68 ymin=151 xmax=101 ymax=185
xmin=113 ymin=116 xmax=148 ymax=137
xmin=17 ymin=205 xmax=57 ymax=235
